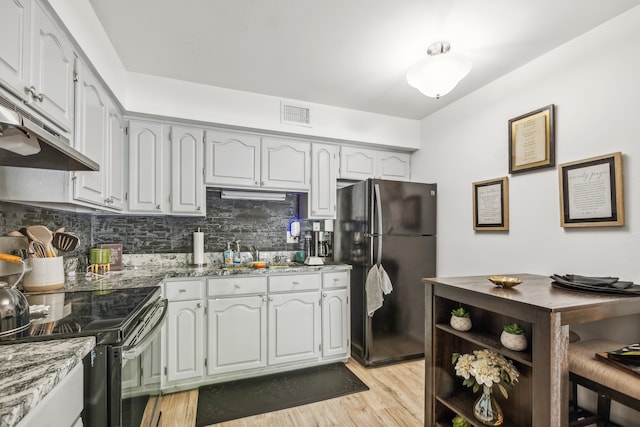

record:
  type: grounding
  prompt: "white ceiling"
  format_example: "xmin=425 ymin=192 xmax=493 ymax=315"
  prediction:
xmin=88 ymin=0 xmax=640 ymax=120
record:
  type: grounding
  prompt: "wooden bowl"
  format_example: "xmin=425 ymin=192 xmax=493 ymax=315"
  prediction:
xmin=487 ymin=275 xmax=523 ymax=288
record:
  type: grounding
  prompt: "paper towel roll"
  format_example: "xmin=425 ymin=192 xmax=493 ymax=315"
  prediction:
xmin=193 ymin=230 xmax=204 ymax=265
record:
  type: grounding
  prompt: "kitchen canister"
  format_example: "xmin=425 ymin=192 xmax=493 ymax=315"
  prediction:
xmin=23 ymin=256 xmax=65 ymax=291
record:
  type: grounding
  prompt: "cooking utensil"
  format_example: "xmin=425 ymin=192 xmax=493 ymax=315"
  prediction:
xmin=26 ymin=226 xmax=54 ymax=257
xmin=53 ymin=231 xmax=80 ymax=252
xmin=0 ymin=254 xmax=30 ymax=337
xmin=29 ymin=241 xmax=47 ymax=258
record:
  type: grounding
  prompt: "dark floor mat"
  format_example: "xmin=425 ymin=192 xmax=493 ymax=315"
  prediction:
xmin=195 ymin=362 xmax=368 ymax=426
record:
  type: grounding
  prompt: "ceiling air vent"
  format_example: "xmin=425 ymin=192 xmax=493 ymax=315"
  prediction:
xmin=280 ymin=101 xmax=312 ymax=127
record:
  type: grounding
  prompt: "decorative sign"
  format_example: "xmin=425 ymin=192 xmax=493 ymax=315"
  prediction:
xmin=98 ymin=243 xmax=123 ymax=270
xmin=473 ymin=177 xmax=509 ymax=231
xmin=559 ymin=152 xmax=624 ymax=227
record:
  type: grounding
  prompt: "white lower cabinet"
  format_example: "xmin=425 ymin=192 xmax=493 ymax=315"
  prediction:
xmin=268 ymin=290 xmax=321 ymax=365
xmin=207 ymin=294 xmax=267 ymax=375
xmin=165 ymin=279 xmax=205 ymax=385
xmin=163 ymin=270 xmax=349 ymax=391
xmin=321 ymin=288 xmax=349 ymax=358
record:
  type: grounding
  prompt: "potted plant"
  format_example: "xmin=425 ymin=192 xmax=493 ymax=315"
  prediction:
xmin=450 ymin=306 xmax=472 ymax=331
xmin=500 ymin=323 xmax=527 ymax=351
xmin=452 ymin=415 xmax=472 ymax=427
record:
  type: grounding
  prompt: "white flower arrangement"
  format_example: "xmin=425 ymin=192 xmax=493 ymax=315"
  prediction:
xmin=452 ymin=349 xmax=520 ymax=398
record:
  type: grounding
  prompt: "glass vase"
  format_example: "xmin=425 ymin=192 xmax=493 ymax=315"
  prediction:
xmin=473 ymin=385 xmax=504 ymax=426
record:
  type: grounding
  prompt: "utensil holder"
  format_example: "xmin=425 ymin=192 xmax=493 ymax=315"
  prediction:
xmin=23 ymin=256 xmax=65 ymax=291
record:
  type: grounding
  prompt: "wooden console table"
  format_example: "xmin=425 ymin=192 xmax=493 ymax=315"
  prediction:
xmin=424 ymin=274 xmax=640 ymax=427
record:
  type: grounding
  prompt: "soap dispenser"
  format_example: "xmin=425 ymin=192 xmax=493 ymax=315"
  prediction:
xmin=233 ymin=241 xmax=241 ymax=264
xmin=224 ymin=243 xmax=233 ymax=265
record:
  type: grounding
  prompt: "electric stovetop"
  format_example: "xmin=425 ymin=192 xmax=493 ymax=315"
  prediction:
xmin=0 ymin=286 xmax=160 ymax=345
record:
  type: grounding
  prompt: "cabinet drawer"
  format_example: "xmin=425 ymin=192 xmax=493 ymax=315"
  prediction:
xmin=208 ymin=276 xmax=267 ymax=296
xmin=165 ymin=280 xmax=203 ymax=301
xmin=269 ymin=274 xmax=320 ymax=292
xmin=323 ymin=271 xmax=349 ymax=289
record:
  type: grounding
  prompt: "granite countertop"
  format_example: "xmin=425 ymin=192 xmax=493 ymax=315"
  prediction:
xmin=0 ymin=337 xmax=95 ymax=427
xmin=3 ymin=260 xmax=351 ymax=425
xmin=43 ymin=262 xmax=351 ymax=292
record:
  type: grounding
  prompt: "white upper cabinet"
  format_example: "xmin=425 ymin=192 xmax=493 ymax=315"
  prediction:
xmin=29 ymin=1 xmax=75 ymax=132
xmin=128 ymin=120 xmax=165 ymax=213
xmin=0 ymin=0 xmax=75 ymax=133
xmin=205 ymin=131 xmax=311 ymax=192
xmin=377 ymin=151 xmax=411 ymax=180
xmin=0 ymin=0 xmax=31 ymax=94
xmin=305 ymin=143 xmax=337 ymax=219
xmin=261 ymin=137 xmax=310 ymax=190
xmin=205 ymin=130 xmax=260 ymax=188
xmin=106 ymin=100 xmax=125 ymax=210
xmin=73 ymin=63 xmax=107 ymax=207
xmin=170 ymin=125 xmax=204 ymax=214
xmin=340 ymin=146 xmax=411 ymax=181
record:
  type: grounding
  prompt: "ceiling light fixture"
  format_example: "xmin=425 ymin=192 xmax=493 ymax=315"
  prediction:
xmin=406 ymin=41 xmax=472 ymax=99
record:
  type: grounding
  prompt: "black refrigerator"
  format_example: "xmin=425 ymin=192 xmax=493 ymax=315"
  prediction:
xmin=335 ymin=179 xmax=436 ymax=366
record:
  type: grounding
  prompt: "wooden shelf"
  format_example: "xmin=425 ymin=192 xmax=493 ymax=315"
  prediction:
xmin=436 ymin=394 xmax=526 ymax=427
xmin=436 ymin=323 xmax=533 ymax=367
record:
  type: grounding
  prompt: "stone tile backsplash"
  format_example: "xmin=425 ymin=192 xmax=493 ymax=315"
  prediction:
xmin=0 ymin=189 xmax=301 ymax=265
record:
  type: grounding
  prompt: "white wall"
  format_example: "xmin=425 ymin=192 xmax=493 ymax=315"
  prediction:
xmin=47 ymin=0 xmax=421 ymax=150
xmin=412 ymin=7 xmax=640 ymax=423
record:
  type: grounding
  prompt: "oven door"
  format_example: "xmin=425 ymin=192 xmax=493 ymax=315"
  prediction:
xmin=121 ymin=297 xmax=168 ymax=427
xmin=83 ymin=296 xmax=168 ymax=427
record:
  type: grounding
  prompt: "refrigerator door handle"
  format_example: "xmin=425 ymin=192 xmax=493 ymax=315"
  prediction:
xmin=374 ymin=183 xmax=383 ymax=266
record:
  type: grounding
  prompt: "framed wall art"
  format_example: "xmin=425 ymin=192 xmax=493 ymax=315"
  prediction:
xmin=508 ymin=104 xmax=555 ymax=174
xmin=559 ymin=152 xmax=624 ymax=227
xmin=473 ymin=177 xmax=509 ymax=231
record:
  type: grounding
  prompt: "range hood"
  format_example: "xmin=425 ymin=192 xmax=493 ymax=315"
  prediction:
xmin=0 ymin=104 xmax=99 ymax=171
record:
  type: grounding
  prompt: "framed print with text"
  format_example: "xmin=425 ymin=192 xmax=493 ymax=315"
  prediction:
xmin=509 ymin=104 xmax=555 ymax=174
xmin=559 ymin=152 xmax=624 ymax=228
xmin=473 ymin=177 xmax=509 ymax=231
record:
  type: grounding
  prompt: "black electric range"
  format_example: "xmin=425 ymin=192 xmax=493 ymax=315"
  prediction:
xmin=0 ymin=286 xmax=162 ymax=346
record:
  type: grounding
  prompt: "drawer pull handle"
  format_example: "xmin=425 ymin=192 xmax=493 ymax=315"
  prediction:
xmin=178 ymin=289 xmax=187 ymax=293
xmin=292 ymin=281 xmax=300 ymax=285
xmin=234 ymin=284 xmax=240 ymax=289
xmin=333 ymin=278 xmax=340 ymax=282
xmin=197 ymin=303 xmax=202 ymax=308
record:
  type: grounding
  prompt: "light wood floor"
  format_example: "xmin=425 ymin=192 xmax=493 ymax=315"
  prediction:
xmin=154 ymin=359 xmax=424 ymax=427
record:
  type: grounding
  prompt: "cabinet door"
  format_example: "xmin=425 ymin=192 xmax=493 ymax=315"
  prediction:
xmin=261 ymin=137 xmax=310 ymax=190
xmin=204 ymin=130 xmax=260 ymax=188
xmin=73 ymin=64 xmax=107 ymax=206
xmin=106 ymin=101 xmax=125 ymax=210
xmin=121 ymin=357 xmax=140 ymax=391
xmin=377 ymin=151 xmax=411 ymax=181
xmin=166 ymin=300 xmax=204 ymax=384
xmin=268 ymin=291 xmax=320 ymax=365
xmin=141 ymin=334 xmax=163 ymax=387
xmin=339 ymin=146 xmax=376 ymax=180
xmin=29 ymin=1 xmax=75 ymax=131
xmin=207 ymin=295 xmax=267 ymax=375
xmin=321 ymin=289 xmax=349 ymax=358
xmin=0 ymin=0 xmax=30 ymax=99
xmin=309 ymin=143 xmax=337 ymax=219
xmin=170 ymin=126 xmax=204 ymax=215
xmin=128 ymin=121 xmax=165 ymax=213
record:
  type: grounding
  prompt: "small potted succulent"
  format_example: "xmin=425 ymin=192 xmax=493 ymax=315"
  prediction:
xmin=501 ymin=322 xmax=527 ymax=351
xmin=450 ymin=306 xmax=472 ymax=331
xmin=452 ymin=415 xmax=472 ymax=427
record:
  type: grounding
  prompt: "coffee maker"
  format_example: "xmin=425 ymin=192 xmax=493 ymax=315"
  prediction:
xmin=313 ymin=231 xmax=333 ymax=260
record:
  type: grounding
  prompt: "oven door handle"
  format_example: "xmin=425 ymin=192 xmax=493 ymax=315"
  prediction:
xmin=121 ymin=297 xmax=168 ymax=361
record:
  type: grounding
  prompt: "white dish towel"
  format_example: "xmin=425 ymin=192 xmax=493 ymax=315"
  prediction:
xmin=366 ymin=264 xmax=394 ymax=317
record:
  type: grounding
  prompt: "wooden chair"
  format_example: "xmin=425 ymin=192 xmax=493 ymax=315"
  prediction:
xmin=569 ymin=339 xmax=640 ymax=426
